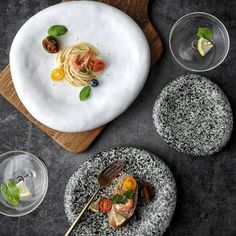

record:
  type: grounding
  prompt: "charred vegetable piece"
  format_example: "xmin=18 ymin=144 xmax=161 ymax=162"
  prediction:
xmin=140 ymin=182 xmax=155 ymax=204
xmin=42 ymin=36 xmax=60 ymax=53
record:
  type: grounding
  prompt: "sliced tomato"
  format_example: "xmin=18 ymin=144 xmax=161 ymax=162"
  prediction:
xmin=92 ymin=59 xmax=105 ymax=72
xmin=50 ymin=67 xmax=65 ymax=81
xmin=99 ymin=198 xmax=112 ymax=213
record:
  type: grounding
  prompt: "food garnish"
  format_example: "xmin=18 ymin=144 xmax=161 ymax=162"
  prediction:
xmin=92 ymin=59 xmax=105 ymax=72
xmin=89 ymin=199 xmax=100 ymax=213
xmin=48 ymin=25 xmax=68 ymax=36
xmin=90 ymin=79 xmax=99 ymax=87
xmin=51 ymin=67 xmax=65 ymax=81
xmin=197 ymin=27 xmax=213 ymax=40
xmin=123 ymin=176 xmax=137 ymax=191
xmin=140 ymin=182 xmax=155 ymax=204
xmin=42 ymin=36 xmax=60 ymax=53
xmin=198 ymin=37 xmax=213 ymax=57
xmin=99 ymin=198 xmax=112 ymax=213
xmin=113 ymin=212 xmax=126 ymax=226
xmin=111 ymin=190 xmax=134 ymax=204
xmin=196 ymin=27 xmax=213 ymax=57
xmin=16 ymin=180 xmax=32 ymax=199
xmin=1 ymin=179 xmax=20 ymax=206
xmin=79 ymin=86 xmax=91 ymax=101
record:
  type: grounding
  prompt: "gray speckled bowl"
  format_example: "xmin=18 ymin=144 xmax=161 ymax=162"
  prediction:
xmin=153 ymin=74 xmax=233 ymax=156
xmin=64 ymin=147 xmax=176 ymax=236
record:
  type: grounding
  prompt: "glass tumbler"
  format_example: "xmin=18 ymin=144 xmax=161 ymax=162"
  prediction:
xmin=0 ymin=151 xmax=48 ymax=217
xmin=169 ymin=12 xmax=230 ymax=72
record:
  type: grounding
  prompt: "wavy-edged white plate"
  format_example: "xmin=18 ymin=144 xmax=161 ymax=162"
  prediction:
xmin=10 ymin=1 xmax=150 ymax=132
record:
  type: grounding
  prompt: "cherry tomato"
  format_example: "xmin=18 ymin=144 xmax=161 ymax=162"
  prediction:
xmin=50 ymin=67 xmax=65 ymax=81
xmin=92 ymin=59 xmax=105 ymax=72
xmin=42 ymin=36 xmax=60 ymax=53
xmin=99 ymin=198 xmax=112 ymax=213
xmin=123 ymin=176 xmax=137 ymax=191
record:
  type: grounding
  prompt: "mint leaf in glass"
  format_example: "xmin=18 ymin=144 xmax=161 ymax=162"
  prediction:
xmin=80 ymin=86 xmax=91 ymax=101
xmin=48 ymin=25 xmax=68 ymax=36
xmin=1 ymin=179 xmax=20 ymax=206
xmin=197 ymin=27 xmax=213 ymax=39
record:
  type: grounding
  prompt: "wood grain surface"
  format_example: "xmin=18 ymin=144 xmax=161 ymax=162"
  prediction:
xmin=0 ymin=0 xmax=162 ymax=153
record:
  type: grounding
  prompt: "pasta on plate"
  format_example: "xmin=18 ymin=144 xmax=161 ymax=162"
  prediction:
xmin=56 ymin=43 xmax=105 ymax=87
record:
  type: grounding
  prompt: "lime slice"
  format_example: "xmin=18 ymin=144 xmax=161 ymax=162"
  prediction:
xmin=1 ymin=179 xmax=20 ymax=206
xmin=89 ymin=199 xmax=100 ymax=213
xmin=114 ymin=212 xmax=126 ymax=226
xmin=16 ymin=181 xmax=32 ymax=199
xmin=198 ymin=37 xmax=213 ymax=56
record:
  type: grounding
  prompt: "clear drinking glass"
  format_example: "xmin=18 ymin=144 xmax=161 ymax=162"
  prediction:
xmin=169 ymin=12 xmax=230 ymax=72
xmin=0 ymin=151 xmax=48 ymax=217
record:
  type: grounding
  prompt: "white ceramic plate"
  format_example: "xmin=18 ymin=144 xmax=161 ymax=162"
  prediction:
xmin=10 ymin=1 xmax=150 ymax=132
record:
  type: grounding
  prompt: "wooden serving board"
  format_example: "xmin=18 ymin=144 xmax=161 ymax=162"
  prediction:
xmin=0 ymin=0 xmax=163 ymax=153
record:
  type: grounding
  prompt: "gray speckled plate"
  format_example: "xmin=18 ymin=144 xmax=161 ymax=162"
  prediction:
xmin=153 ymin=74 xmax=233 ymax=156
xmin=64 ymin=147 xmax=176 ymax=236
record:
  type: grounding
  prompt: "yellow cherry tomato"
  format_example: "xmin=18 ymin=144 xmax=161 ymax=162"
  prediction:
xmin=123 ymin=176 xmax=137 ymax=191
xmin=50 ymin=67 xmax=65 ymax=81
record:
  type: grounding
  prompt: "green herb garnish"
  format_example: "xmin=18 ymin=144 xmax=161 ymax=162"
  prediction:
xmin=123 ymin=190 xmax=134 ymax=199
xmin=1 ymin=179 xmax=20 ymax=206
xmin=86 ymin=69 xmax=92 ymax=75
xmin=111 ymin=190 xmax=134 ymax=204
xmin=111 ymin=194 xmax=126 ymax=204
xmin=80 ymin=86 xmax=91 ymax=101
xmin=48 ymin=25 xmax=68 ymax=36
xmin=197 ymin=27 xmax=213 ymax=39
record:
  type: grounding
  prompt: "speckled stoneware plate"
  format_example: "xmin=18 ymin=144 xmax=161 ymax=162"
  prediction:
xmin=153 ymin=74 xmax=233 ymax=156
xmin=10 ymin=1 xmax=150 ymax=132
xmin=64 ymin=147 xmax=176 ymax=236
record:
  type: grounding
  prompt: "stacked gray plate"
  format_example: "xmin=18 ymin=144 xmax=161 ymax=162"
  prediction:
xmin=64 ymin=147 xmax=176 ymax=236
xmin=153 ymin=74 xmax=233 ymax=156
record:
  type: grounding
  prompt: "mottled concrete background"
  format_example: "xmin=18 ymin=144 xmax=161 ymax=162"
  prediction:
xmin=0 ymin=0 xmax=236 ymax=235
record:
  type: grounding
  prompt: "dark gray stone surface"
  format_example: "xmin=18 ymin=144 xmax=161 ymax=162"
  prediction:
xmin=0 ymin=0 xmax=236 ymax=235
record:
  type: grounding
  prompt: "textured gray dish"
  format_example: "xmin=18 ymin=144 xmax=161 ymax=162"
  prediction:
xmin=153 ymin=74 xmax=233 ymax=156
xmin=64 ymin=147 xmax=176 ymax=236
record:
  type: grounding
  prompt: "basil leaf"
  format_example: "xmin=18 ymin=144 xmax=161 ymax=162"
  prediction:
xmin=1 ymin=179 xmax=20 ymax=206
xmin=197 ymin=27 xmax=213 ymax=39
xmin=123 ymin=190 xmax=134 ymax=199
xmin=111 ymin=194 xmax=123 ymax=204
xmin=80 ymin=86 xmax=91 ymax=101
xmin=122 ymin=196 xmax=128 ymax=204
xmin=48 ymin=25 xmax=68 ymax=36
xmin=111 ymin=194 xmax=129 ymax=204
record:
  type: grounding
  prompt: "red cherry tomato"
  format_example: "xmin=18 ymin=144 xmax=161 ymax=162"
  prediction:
xmin=42 ymin=36 xmax=60 ymax=53
xmin=92 ymin=59 xmax=105 ymax=72
xmin=99 ymin=198 xmax=112 ymax=213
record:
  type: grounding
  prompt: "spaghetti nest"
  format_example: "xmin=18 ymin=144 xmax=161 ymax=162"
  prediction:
xmin=57 ymin=43 xmax=105 ymax=87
